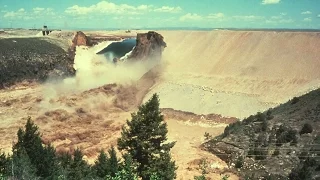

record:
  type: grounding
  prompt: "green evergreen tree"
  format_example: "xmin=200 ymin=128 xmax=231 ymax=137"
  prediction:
xmin=120 ymin=154 xmax=138 ymax=180
xmin=57 ymin=152 xmax=73 ymax=179
xmin=12 ymin=117 xmax=58 ymax=179
xmin=0 ymin=152 xmax=10 ymax=177
xmin=11 ymin=148 xmax=37 ymax=180
xmin=107 ymin=146 xmax=119 ymax=177
xmin=194 ymin=158 xmax=208 ymax=180
xmin=118 ymin=94 xmax=177 ymax=180
xmin=40 ymin=144 xmax=59 ymax=179
xmin=106 ymin=169 xmax=139 ymax=180
xmin=68 ymin=148 xmax=91 ymax=180
xmin=94 ymin=150 xmax=108 ymax=178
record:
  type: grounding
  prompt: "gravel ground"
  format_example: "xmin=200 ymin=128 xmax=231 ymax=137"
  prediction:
xmin=0 ymin=37 xmax=75 ymax=88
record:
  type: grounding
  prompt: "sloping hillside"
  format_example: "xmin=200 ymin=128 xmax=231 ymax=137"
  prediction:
xmin=0 ymin=37 xmax=74 ymax=88
xmin=144 ymin=30 xmax=320 ymax=118
xmin=203 ymin=88 xmax=320 ymax=179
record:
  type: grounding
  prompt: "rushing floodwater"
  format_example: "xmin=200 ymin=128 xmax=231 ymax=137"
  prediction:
xmin=96 ymin=38 xmax=136 ymax=62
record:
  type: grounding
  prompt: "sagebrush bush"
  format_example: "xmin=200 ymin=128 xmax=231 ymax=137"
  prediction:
xmin=300 ymin=123 xmax=313 ymax=135
xmin=291 ymin=97 xmax=299 ymax=105
xmin=235 ymin=156 xmax=244 ymax=168
xmin=276 ymin=126 xmax=298 ymax=146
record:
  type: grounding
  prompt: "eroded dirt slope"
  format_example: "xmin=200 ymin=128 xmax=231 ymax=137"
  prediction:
xmin=144 ymin=30 xmax=320 ymax=118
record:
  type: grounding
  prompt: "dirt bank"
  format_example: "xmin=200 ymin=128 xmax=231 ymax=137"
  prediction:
xmin=144 ymin=30 xmax=320 ymax=118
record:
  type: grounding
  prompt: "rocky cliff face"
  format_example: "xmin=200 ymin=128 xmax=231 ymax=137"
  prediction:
xmin=0 ymin=38 xmax=75 ymax=88
xmin=128 ymin=31 xmax=166 ymax=61
xmin=68 ymin=31 xmax=93 ymax=60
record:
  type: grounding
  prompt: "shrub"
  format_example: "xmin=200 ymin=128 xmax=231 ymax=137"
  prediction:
xmin=243 ymin=115 xmax=255 ymax=125
xmin=256 ymin=112 xmax=266 ymax=122
xmin=247 ymin=147 xmax=254 ymax=158
xmin=223 ymin=121 xmax=242 ymax=137
xmin=291 ymin=97 xmax=299 ymax=105
xmin=266 ymin=109 xmax=274 ymax=120
xmin=288 ymin=157 xmax=317 ymax=180
xmin=273 ymin=148 xmax=280 ymax=156
xmin=222 ymin=174 xmax=230 ymax=180
xmin=256 ymin=133 xmax=268 ymax=146
xmin=254 ymin=147 xmax=267 ymax=160
xmin=313 ymin=135 xmax=320 ymax=144
xmin=194 ymin=158 xmax=208 ymax=180
xmin=298 ymin=151 xmax=308 ymax=160
xmin=235 ymin=156 xmax=244 ymax=169
xmin=262 ymin=119 xmax=268 ymax=132
xmin=276 ymin=126 xmax=298 ymax=146
xmin=300 ymin=123 xmax=313 ymax=135
xmin=204 ymin=132 xmax=212 ymax=141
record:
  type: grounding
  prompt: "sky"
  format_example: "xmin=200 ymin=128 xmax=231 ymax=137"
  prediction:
xmin=0 ymin=0 xmax=319 ymax=29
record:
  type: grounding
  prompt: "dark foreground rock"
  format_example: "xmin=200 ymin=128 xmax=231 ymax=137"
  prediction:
xmin=128 ymin=31 xmax=167 ymax=61
xmin=0 ymin=38 xmax=75 ymax=88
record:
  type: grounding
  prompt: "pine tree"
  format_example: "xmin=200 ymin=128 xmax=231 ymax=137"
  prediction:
xmin=12 ymin=117 xmax=58 ymax=179
xmin=57 ymin=151 xmax=73 ymax=179
xmin=107 ymin=146 xmax=119 ymax=177
xmin=94 ymin=150 xmax=108 ymax=178
xmin=40 ymin=144 xmax=59 ymax=179
xmin=11 ymin=148 xmax=37 ymax=180
xmin=121 ymin=154 xmax=138 ymax=180
xmin=68 ymin=148 xmax=91 ymax=180
xmin=106 ymin=154 xmax=139 ymax=180
xmin=0 ymin=152 xmax=10 ymax=177
xmin=118 ymin=94 xmax=177 ymax=180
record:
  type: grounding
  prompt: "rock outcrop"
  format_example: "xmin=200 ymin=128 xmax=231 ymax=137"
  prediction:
xmin=68 ymin=31 xmax=92 ymax=60
xmin=128 ymin=31 xmax=167 ymax=61
xmin=72 ymin=31 xmax=92 ymax=47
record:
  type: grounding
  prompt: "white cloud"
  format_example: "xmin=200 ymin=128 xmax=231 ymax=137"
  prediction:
xmin=271 ymin=15 xmax=281 ymax=20
xmin=279 ymin=19 xmax=294 ymax=23
xmin=266 ymin=12 xmax=293 ymax=24
xmin=154 ymin=6 xmax=182 ymax=13
xmin=301 ymin=11 xmax=312 ymax=15
xmin=65 ymin=1 xmax=179 ymax=15
xmin=303 ymin=17 xmax=312 ymax=22
xmin=113 ymin=16 xmax=123 ymax=20
xmin=65 ymin=1 xmax=143 ymax=15
xmin=33 ymin=7 xmax=45 ymax=14
xmin=137 ymin=5 xmax=150 ymax=11
xmin=3 ymin=11 xmax=17 ymax=18
xmin=179 ymin=13 xmax=202 ymax=21
xmin=4 ymin=9 xmax=33 ymax=20
xmin=33 ymin=7 xmax=45 ymax=11
xmin=262 ymin=0 xmax=280 ymax=5
xmin=3 ymin=7 xmax=55 ymax=20
xmin=233 ymin=15 xmax=264 ymax=21
xmin=270 ymin=12 xmax=287 ymax=20
xmin=33 ymin=7 xmax=55 ymax=15
xmin=129 ymin=17 xmax=141 ymax=20
xmin=207 ymin=13 xmax=225 ymax=20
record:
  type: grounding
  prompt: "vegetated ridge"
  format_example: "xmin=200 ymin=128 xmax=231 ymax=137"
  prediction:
xmin=203 ymin=88 xmax=320 ymax=179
